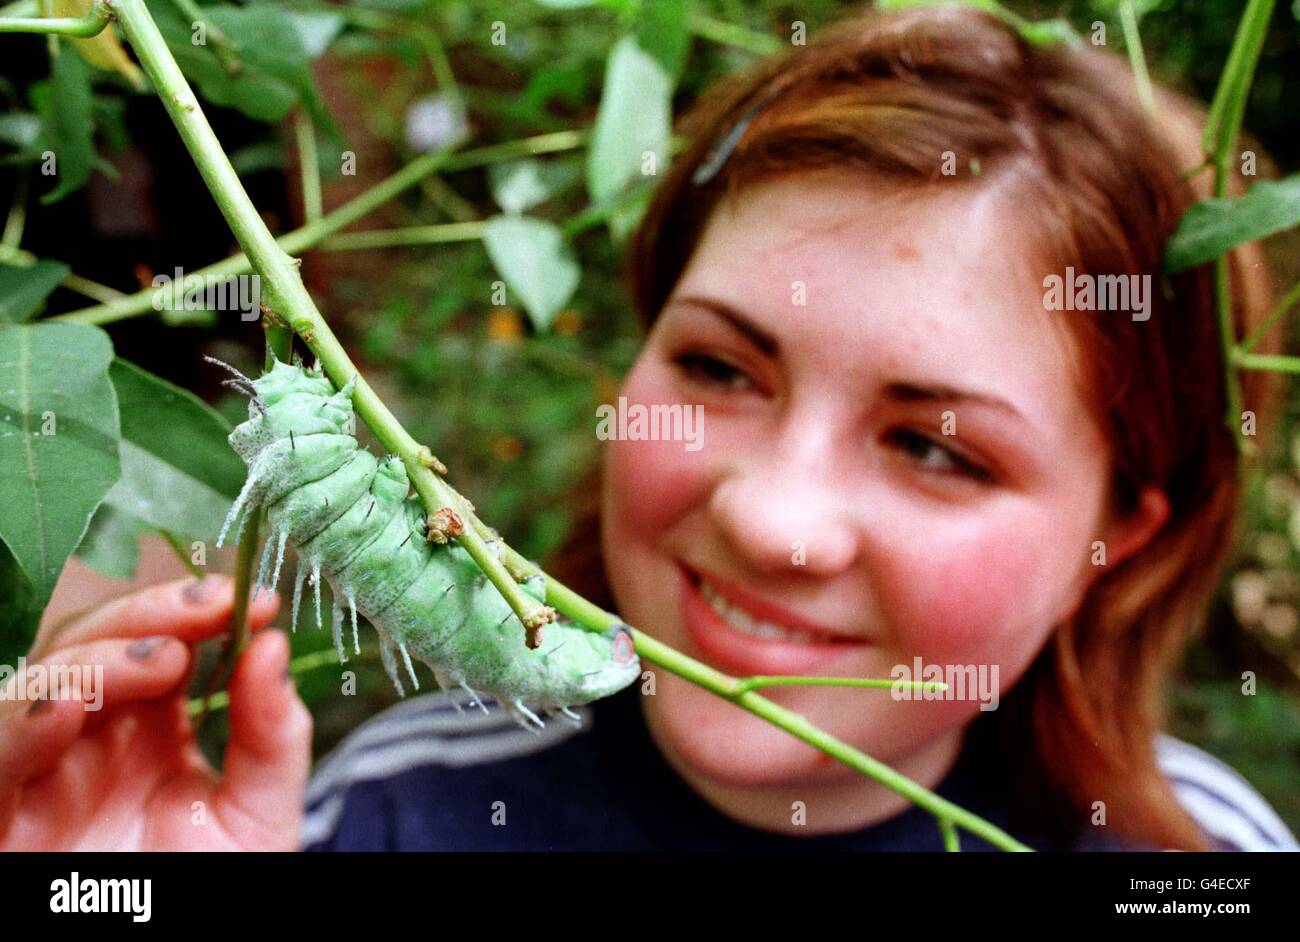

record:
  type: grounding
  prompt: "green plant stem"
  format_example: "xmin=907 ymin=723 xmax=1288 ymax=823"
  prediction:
xmin=168 ymin=0 xmax=239 ymax=74
xmin=0 ymin=0 xmax=109 ymax=35
xmin=316 ymin=221 xmax=486 ymax=252
xmin=1118 ymin=1 xmax=1156 ymax=122
xmin=732 ymin=675 xmax=947 ymax=694
xmin=2 ymin=171 xmax=25 ymax=248
xmin=1239 ymin=279 xmax=1300 ymax=354
xmin=105 ymin=0 xmax=1029 ymax=851
xmin=1205 ymin=0 xmax=1275 ymax=455
xmin=1233 ymin=351 xmax=1300 ymax=374
xmin=187 ymin=645 xmax=348 ymax=715
xmin=939 ymin=817 xmax=960 ymax=852
xmin=50 ymin=129 xmax=588 ymax=325
xmin=686 ymin=8 xmax=781 ymax=55
xmin=294 ymin=111 xmax=322 ymax=224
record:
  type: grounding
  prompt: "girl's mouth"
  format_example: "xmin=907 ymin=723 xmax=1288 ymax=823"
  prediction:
xmin=677 ymin=564 xmax=869 ymax=676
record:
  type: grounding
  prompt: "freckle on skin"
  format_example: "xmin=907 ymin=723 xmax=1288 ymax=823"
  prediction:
xmin=893 ymin=243 xmax=920 ymax=261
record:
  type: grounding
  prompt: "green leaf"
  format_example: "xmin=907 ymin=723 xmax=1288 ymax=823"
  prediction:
xmin=149 ymin=0 xmax=340 ymax=137
xmin=586 ymin=34 xmax=673 ymax=207
xmin=74 ymin=502 xmax=145 ymax=580
xmin=0 ymin=113 xmax=43 ymax=151
xmin=488 ymin=157 xmax=583 ymax=214
xmin=1165 ymin=174 xmax=1300 ymax=272
xmin=39 ymin=45 xmax=95 ymax=205
xmin=282 ymin=10 xmax=346 ymax=59
xmin=0 ymin=261 xmax=71 ymax=323
xmin=0 ymin=538 xmax=40 ymax=665
xmin=0 ymin=323 xmax=120 ymax=661
xmin=483 ymin=215 xmax=581 ymax=332
xmin=100 ymin=359 xmax=244 ymax=541
xmin=635 ymin=0 xmax=690 ymax=87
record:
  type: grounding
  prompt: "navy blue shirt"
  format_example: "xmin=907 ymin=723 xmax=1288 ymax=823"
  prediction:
xmin=301 ymin=684 xmax=1296 ymax=852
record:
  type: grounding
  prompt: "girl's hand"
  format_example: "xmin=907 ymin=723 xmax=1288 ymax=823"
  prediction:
xmin=0 ymin=575 xmax=312 ymax=851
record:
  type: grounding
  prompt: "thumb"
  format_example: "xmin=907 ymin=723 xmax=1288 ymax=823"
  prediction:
xmin=215 ymin=629 xmax=313 ymax=850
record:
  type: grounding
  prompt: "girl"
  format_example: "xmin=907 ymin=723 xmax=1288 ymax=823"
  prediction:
xmin=1 ymin=5 xmax=1295 ymax=852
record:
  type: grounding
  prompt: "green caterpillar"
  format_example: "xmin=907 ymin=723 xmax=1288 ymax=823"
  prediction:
xmin=211 ymin=356 xmax=640 ymax=732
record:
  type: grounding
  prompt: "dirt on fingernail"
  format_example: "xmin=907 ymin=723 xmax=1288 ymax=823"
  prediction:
xmin=182 ymin=575 xmax=221 ymax=605
xmin=126 ymin=636 xmax=168 ymax=661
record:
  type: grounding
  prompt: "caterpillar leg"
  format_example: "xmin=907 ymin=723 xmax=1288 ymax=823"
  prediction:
xmin=397 ymin=641 xmax=420 ymax=691
xmin=311 ymin=562 xmax=323 ymax=631
xmin=459 ymin=681 xmax=489 ymax=715
xmin=510 ymin=698 xmax=546 ymax=733
xmin=252 ymin=525 xmax=277 ymax=600
xmin=330 ymin=598 xmax=347 ymax=664
xmin=377 ymin=633 xmax=406 ymax=698
xmin=268 ymin=529 xmax=288 ymax=595
xmin=431 ymin=667 xmax=464 ymax=714
xmin=290 ymin=558 xmax=307 ymax=633
xmin=346 ymin=589 xmax=360 ymax=655
xmin=216 ymin=448 xmax=273 ymax=548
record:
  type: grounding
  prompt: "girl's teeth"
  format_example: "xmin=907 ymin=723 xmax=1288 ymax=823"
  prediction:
xmin=698 ymin=578 xmax=818 ymax=644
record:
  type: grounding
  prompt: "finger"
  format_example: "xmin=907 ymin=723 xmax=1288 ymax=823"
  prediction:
xmin=37 ymin=574 xmax=280 ymax=655
xmin=215 ymin=630 xmax=313 ymax=850
xmin=0 ymin=632 xmax=191 ymax=838
xmin=0 ymin=636 xmax=192 ymax=732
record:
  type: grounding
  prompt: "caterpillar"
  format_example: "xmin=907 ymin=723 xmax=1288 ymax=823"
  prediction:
xmin=211 ymin=356 xmax=641 ymax=733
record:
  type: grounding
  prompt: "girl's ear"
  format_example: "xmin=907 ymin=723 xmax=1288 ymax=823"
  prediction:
xmin=1101 ymin=486 xmax=1170 ymax=570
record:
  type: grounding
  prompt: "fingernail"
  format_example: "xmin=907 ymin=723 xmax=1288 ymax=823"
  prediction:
xmin=27 ymin=698 xmax=52 ymax=717
xmin=126 ymin=636 xmax=168 ymax=661
xmin=183 ymin=575 xmax=221 ymax=605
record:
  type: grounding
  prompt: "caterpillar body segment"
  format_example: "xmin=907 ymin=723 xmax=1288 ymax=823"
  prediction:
xmin=217 ymin=358 xmax=641 ymax=732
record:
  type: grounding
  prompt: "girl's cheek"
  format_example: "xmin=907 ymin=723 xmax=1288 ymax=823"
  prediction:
xmin=879 ymin=511 xmax=1075 ymax=676
xmin=603 ymin=364 xmax=717 ymax=537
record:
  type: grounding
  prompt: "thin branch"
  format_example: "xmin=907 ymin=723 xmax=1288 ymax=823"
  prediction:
xmin=1238 ymin=279 xmax=1300 ymax=354
xmin=1119 ymin=1 xmax=1156 ymax=122
xmin=0 ymin=0 xmax=110 ymax=36
xmin=294 ymin=110 xmax=322 ymax=224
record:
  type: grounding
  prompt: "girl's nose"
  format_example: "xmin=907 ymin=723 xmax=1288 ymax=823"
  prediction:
xmin=707 ymin=438 xmax=862 ymax=577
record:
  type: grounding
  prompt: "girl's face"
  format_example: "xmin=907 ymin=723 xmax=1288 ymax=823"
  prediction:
xmin=600 ymin=172 xmax=1168 ymax=831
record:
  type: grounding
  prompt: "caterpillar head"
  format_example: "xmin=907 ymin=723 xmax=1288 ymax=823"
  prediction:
xmin=559 ymin=623 xmax=641 ymax=706
xmin=227 ymin=360 xmax=356 ymax=466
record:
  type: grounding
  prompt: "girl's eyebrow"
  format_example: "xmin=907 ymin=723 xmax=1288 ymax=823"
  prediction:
xmin=884 ymin=381 xmax=1028 ymax=424
xmin=670 ymin=295 xmax=779 ymax=356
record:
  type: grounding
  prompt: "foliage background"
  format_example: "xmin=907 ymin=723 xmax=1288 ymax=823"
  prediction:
xmin=2 ymin=0 xmax=1297 ymax=833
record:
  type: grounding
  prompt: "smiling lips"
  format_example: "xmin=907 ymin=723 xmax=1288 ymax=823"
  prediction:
xmin=678 ymin=565 xmax=869 ymax=676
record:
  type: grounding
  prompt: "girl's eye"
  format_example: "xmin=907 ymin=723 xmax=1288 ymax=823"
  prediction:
xmin=885 ymin=428 xmax=994 ymax=484
xmin=673 ymin=352 xmax=756 ymax=392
